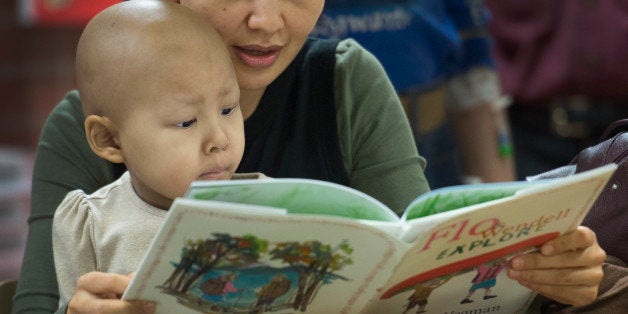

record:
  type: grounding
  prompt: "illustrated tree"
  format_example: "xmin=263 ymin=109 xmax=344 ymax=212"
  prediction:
xmin=164 ymin=233 xmax=268 ymax=294
xmin=162 ymin=239 xmax=203 ymax=290
xmin=269 ymin=240 xmax=353 ymax=311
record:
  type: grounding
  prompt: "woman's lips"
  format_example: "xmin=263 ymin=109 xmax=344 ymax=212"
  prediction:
xmin=235 ymin=46 xmax=280 ymax=68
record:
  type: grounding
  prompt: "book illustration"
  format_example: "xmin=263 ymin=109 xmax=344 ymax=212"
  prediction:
xmin=253 ymin=274 xmax=291 ymax=312
xmin=401 ymin=275 xmax=452 ymax=314
xmin=388 ymin=250 xmax=524 ymax=314
xmin=459 ymin=257 xmax=509 ymax=304
xmin=153 ymin=233 xmax=353 ymax=313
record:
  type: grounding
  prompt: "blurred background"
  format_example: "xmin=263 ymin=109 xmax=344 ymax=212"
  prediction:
xmin=1 ymin=0 xmax=117 ymax=281
xmin=3 ymin=0 xmax=626 ymax=282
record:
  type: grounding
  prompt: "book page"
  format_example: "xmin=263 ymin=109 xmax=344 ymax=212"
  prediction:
xmin=185 ymin=178 xmax=400 ymax=221
xmin=123 ymin=199 xmax=408 ymax=314
xmin=402 ymin=181 xmax=545 ymax=220
xmin=398 ymin=181 xmax=552 ymax=243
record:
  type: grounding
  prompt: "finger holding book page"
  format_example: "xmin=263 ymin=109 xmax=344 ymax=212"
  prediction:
xmin=507 ymin=226 xmax=606 ymax=306
xmin=68 ymin=272 xmax=155 ymax=314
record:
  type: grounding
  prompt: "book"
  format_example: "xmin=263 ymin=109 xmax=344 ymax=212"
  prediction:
xmin=122 ymin=163 xmax=616 ymax=314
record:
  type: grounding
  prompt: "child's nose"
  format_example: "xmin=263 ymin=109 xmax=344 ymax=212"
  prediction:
xmin=203 ymin=125 xmax=229 ymax=154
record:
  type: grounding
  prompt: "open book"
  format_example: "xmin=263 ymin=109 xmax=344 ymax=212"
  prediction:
xmin=122 ymin=164 xmax=616 ymax=314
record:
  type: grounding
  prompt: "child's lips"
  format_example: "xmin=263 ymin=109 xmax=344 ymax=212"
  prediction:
xmin=199 ymin=168 xmax=229 ymax=180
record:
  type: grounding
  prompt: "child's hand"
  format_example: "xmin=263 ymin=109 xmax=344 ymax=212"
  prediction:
xmin=68 ymin=271 xmax=155 ymax=314
xmin=507 ymin=226 xmax=606 ymax=306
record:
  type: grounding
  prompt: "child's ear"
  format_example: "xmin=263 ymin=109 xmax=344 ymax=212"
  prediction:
xmin=84 ymin=115 xmax=124 ymax=164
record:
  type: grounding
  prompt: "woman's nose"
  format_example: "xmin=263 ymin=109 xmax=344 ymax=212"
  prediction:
xmin=246 ymin=1 xmax=284 ymax=34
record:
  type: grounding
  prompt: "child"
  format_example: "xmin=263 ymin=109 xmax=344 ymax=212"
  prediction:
xmin=52 ymin=0 xmax=257 ymax=305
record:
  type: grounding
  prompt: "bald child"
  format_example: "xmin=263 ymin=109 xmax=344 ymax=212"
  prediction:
xmin=52 ymin=0 xmax=248 ymax=306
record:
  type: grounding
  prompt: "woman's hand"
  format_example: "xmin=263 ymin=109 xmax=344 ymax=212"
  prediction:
xmin=507 ymin=226 xmax=606 ymax=306
xmin=68 ymin=272 xmax=156 ymax=314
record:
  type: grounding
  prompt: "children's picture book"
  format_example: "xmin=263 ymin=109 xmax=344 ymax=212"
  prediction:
xmin=122 ymin=164 xmax=616 ymax=314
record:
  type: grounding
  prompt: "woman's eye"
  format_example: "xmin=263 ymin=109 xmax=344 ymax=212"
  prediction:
xmin=176 ymin=119 xmax=196 ymax=128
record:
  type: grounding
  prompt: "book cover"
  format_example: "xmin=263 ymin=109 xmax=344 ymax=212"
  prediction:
xmin=122 ymin=164 xmax=616 ymax=313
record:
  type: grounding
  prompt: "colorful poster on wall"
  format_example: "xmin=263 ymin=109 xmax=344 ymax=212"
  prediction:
xmin=19 ymin=0 xmax=121 ymax=26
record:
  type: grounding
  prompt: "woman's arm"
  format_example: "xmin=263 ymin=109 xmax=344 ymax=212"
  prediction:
xmin=13 ymin=91 xmax=125 ymax=313
xmin=333 ymin=39 xmax=430 ymax=214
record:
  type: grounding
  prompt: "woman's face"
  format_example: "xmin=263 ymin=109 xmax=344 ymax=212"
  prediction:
xmin=179 ymin=0 xmax=325 ymax=92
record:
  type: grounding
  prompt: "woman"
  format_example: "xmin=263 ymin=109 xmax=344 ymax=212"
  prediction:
xmin=13 ymin=1 xmax=606 ymax=313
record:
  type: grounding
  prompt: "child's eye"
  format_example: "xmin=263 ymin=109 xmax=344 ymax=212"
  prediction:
xmin=176 ymin=119 xmax=196 ymax=128
xmin=221 ymin=105 xmax=239 ymax=116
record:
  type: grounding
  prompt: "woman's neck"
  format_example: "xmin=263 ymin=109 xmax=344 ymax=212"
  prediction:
xmin=240 ymin=88 xmax=265 ymax=120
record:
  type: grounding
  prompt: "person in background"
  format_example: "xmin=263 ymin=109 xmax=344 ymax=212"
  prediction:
xmin=13 ymin=0 xmax=607 ymax=313
xmin=486 ymin=2 xmax=628 ymax=312
xmin=314 ymin=0 xmax=515 ymax=188
xmin=485 ymin=0 xmax=628 ymax=180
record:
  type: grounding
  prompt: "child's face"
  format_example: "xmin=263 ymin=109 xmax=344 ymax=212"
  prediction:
xmin=114 ymin=48 xmax=244 ymax=209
